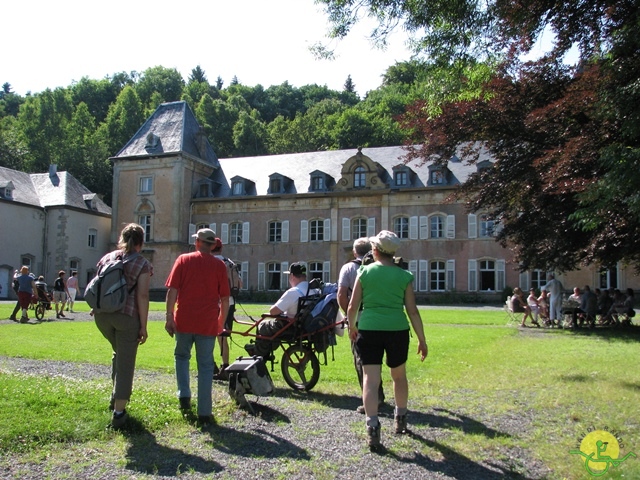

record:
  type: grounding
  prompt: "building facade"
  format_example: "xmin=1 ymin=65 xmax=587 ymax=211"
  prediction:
xmin=110 ymin=101 xmax=639 ymax=301
xmin=0 ymin=165 xmax=112 ymax=298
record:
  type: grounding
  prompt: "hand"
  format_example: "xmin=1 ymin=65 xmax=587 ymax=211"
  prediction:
xmin=417 ymin=340 xmax=428 ymax=362
xmin=138 ymin=327 xmax=148 ymax=345
xmin=165 ymin=318 xmax=176 ymax=337
xmin=348 ymin=325 xmax=358 ymax=342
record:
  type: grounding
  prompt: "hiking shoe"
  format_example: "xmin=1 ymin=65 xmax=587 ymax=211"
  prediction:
xmin=59 ymin=312 xmax=66 ymax=318
xmin=20 ymin=316 xmax=29 ymax=324
xmin=9 ymin=317 xmax=18 ymax=322
xmin=197 ymin=415 xmax=212 ymax=428
xmin=111 ymin=410 xmax=128 ymax=429
xmin=366 ymin=423 xmax=381 ymax=451
xmin=213 ymin=364 xmax=229 ymax=381
xmin=179 ymin=397 xmax=192 ymax=410
xmin=356 ymin=405 xmax=366 ymax=414
xmin=244 ymin=343 xmax=257 ymax=356
xmin=394 ymin=414 xmax=408 ymax=434
xmin=357 ymin=400 xmax=386 ymax=414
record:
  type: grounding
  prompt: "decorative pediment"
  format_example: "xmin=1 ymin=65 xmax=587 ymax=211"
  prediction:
xmin=334 ymin=148 xmax=388 ymax=191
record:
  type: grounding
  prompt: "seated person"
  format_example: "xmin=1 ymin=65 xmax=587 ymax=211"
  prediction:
xmin=578 ymin=285 xmax=597 ymax=327
xmin=511 ymin=287 xmax=537 ymax=327
xmin=527 ymin=288 xmax=541 ymax=322
xmin=35 ymin=276 xmax=51 ymax=309
xmin=537 ymin=289 xmax=550 ymax=323
xmin=245 ymin=262 xmax=319 ymax=359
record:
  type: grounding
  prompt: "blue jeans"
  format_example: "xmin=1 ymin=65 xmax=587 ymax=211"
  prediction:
xmin=174 ymin=333 xmax=215 ymax=416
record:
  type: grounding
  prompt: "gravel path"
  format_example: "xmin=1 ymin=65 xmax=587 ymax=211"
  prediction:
xmin=0 ymin=307 xmax=551 ymax=479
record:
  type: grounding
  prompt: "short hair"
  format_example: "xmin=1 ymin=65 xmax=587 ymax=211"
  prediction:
xmin=353 ymin=237 xmax=371 ymax=257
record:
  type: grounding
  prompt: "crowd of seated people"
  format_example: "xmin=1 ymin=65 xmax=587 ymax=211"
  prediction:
xmin=597 ymin=287 xmax=636 ymax=326
xmin=512 ymin=285 xmax=635 ymax=328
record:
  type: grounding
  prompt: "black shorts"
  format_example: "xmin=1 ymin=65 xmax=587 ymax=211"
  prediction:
xmin=220 ymin=303 xmax=236 ymax=336
xmin=355 ymin=329 xmax=410 ymax=368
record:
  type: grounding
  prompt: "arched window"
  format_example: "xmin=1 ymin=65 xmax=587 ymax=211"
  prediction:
xmin=354 ymin=166 xmax=366 ymax=188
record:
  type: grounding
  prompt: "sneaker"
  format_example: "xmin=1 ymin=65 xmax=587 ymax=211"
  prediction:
xmin=9 ymin=316 xmax=17 ymax=322
xmin=59 ymin=312 xmax=66 ymax=318
xmin=356 ymin=400 xmax=386 ymax=414
xmin=356 ymin=405 xmax=366 ymax=414
xmin=213 ymin=364 xmax=229 ymax=381
xmin=366 ymin=423 xmax=381 ymax=451
xmin=56 ymin=314 xmax=60 ymax=319
xmin=20 ymin=316 xmax=29 ymax=324
xmin=179 ymin=397 xmax=192 ymax=410
xmin=111 ymin=410 xmax=128 ymax=429
xmin=394 ymin=414 xmax=408 ymax=434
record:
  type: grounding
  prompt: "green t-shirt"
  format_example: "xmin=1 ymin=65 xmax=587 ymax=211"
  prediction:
xmin=357 ymin=263 xmax=414 ymax=331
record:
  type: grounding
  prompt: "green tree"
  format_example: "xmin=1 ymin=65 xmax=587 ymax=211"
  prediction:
xmin=17 ymin=88 xmax=73 ymax=172
xmin=0 ymin=116 xmax=30 ymax=170
xmin=135 ymin=66 xmax=185 ymax=109
xmin=98 ymin=86 xmax=144 ymax=157
xmin=233 ymin=110 xmax=268 ymax=156
xmin=189 ymin=65 xmax=208 ymax=84
xmin=344 ymin=74 xmax=355 ymax=94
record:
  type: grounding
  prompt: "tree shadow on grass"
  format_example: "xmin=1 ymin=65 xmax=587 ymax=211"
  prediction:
xmin=120 ymin=417 xmax=222 ymax=476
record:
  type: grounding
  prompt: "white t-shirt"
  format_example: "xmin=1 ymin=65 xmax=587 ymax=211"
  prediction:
xmin=273 ymin=281 xmax=315 ymax=317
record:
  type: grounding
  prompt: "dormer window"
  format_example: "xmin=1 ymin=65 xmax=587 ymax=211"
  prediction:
xmin=232 ymin=181 xmax=245 ymax=195
xmin=308 ymin=170 xmax=334 ymax=192
xmin=431 ymin=170 xmax=444 ymax=184
xmin=395 ymin=171 xmax=407 ymax=186
xmin=268 ymin=173 xmax=293 ymax=194
xmin=354 ymin=166 xmax=366 ymax=188
xmin=145 ymin=132 xmax=159 ymax=149
xmin=0 ymin=181 xmax=14 ymax=200
xmin=269 ymin=178 xmax=282 ymax=194
xmin=230 ymin=176 xmax=255 ymax=196
xmin=83 ymin=193 xmax=97 ymax=210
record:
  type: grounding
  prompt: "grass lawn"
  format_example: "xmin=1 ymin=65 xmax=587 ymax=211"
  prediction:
xmin=1 ymin=301 xmax=639 ymax=478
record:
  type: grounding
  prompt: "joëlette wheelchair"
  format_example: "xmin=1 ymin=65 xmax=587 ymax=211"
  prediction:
xmin=30 ymin=286 xmax=52 ymax=321
xmin=227 ymin=279 xmax=343 ymax=391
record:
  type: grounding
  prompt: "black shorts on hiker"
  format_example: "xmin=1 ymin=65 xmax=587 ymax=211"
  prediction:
xmin=355 ymin=329 xmax=410 ymax=368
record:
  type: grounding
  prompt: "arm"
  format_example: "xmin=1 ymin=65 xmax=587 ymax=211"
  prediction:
xmin=165 ymin=287 xmax=178 ymax=337
xmin=404 ymin=285 xmax=428 ymax=361
xmin=135 ymin=272 xmax=150 ymax=344
xmin=347 ymin=279 xmax=363 ymax=341
xmin=219 ymin=296 xmax=230 ymax=332
xmin=337 ymin=285 xmax=350 ymax=314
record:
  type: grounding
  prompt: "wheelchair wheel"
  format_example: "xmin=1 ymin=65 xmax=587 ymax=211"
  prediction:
xmin=35 ymin=303 xmax=45 ymax=321
xmin=281 ymin=344 xmax=320 ymax=391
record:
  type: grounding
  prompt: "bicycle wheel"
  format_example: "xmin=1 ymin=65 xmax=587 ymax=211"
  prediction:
xmin=281 ymin=344 xmax=320 ymax=391
xmin=35 ymin=303 xmax=45 ymax=321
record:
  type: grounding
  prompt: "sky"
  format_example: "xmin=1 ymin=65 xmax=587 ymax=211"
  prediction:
xmin=2 ymin=0 xmax=415 ymax=98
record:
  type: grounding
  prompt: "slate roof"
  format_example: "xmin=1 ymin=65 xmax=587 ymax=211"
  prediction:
xmin=0 ymin=166 xmax=111 ymax=214
xmin=216 ymin=145 xmax=488 ymax=197
xmin=114 ymin=101 xmax=219 ymax=168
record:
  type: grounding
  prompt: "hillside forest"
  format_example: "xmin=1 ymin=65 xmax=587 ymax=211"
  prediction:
xmin=0 ymin=61 xmax=486 ymax=206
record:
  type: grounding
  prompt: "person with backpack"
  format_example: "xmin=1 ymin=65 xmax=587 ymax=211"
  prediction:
xmin=338 ymin=237 xmax=385 ymax=414
xmin=347 ymin=230 xmax=428 ymax=451
xmin=211 ymin=238 xmax=242 ymax=381
xmin=93 ymin=223 xmax=153 ymax=429
xmin=15 ymin=266 xmax=37 ymax=323
xmin=52 ymin=270 xmax=69 ymax=319
xmin=164 ymin=228 xmax=230 ymax=427
xmin=9 ymin=269 xmax=21 ymax=321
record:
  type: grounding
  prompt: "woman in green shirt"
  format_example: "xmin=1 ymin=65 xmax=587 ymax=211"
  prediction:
xmin=347 ymin=230 xmax=428 ymax=451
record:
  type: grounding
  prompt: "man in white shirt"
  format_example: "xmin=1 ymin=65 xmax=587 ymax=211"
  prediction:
xmin=246 ymin=262 xmax=317 ymax=358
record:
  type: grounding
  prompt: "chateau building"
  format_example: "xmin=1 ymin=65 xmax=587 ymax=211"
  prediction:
xmin=110 ymin=101 xmax=638 ymax=300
